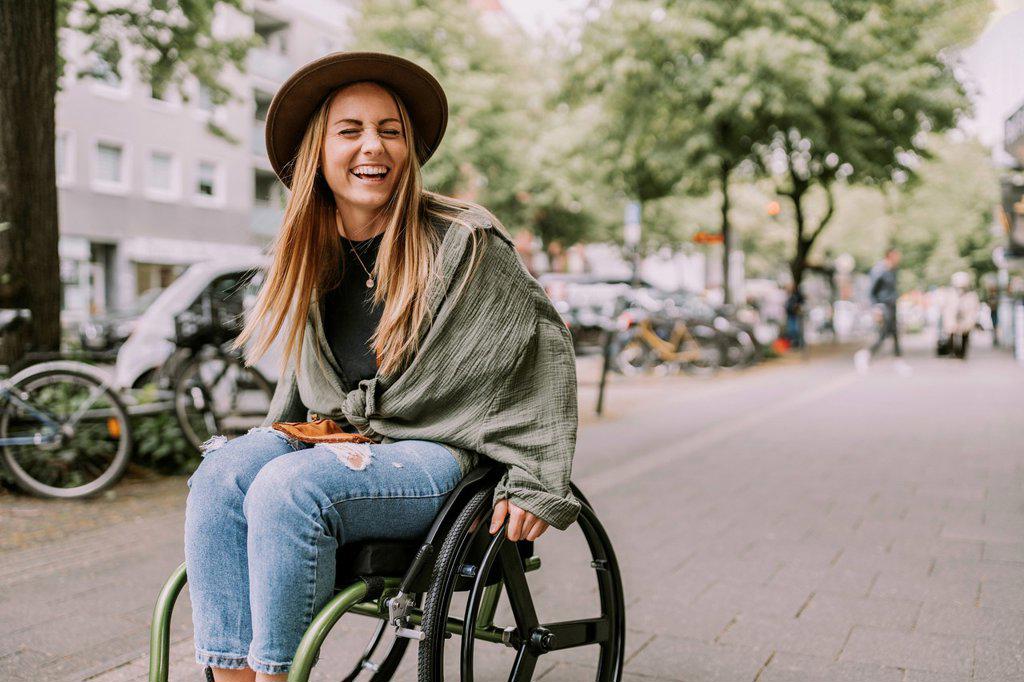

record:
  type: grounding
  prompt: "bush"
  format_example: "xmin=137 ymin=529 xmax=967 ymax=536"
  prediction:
xmin=130 ymin=383 xmax=201 ymax=475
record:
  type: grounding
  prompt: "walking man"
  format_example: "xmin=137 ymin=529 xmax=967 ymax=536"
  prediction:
xmin=855 ymin=248 xmax=910 ymax=374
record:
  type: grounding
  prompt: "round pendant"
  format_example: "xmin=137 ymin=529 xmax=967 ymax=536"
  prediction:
xmin=366 ymin=278 xmax=375 ymax=288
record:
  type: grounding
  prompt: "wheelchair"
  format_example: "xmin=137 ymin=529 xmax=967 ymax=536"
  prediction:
xmin=148 ymin=464 xmax=625 ymax=681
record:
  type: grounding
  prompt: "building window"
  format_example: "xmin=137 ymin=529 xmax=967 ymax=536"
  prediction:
xmin=136 ymin=262 xmax=186 ymax=296
xmin=198 ymin=83 xmax=216 ymax=114
xmin=145 ymin=149 xmax=179 ymax=200
xmin=254 ymin=89 xmax=273 ymax=122
xmin=253 ymin=169 xmax=282 ymax=206
xmin=87 ymin=53 xmax=129 ymax=99
xmin=194 ymin=160 xmax=223 ymax=204
xmin=147 ymin=79 xmax=181 ymax=110
xmin=92 ymin=139 xmax=129 ymax=194
xmin=56 ymin=130 xmax=75 ymax=186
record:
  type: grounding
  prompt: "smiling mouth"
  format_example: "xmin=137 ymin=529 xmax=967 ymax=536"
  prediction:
xmin=350 ymin=167 xmax=390 ymax=183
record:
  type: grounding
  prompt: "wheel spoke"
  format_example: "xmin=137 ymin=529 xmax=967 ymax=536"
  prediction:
xmin=499 ymin=542 xmax=539 ymax=632
xmin=508 ymin=646 xmax=538 ymax=682
xmin=543 ymin=618 xmax=610 ymax=650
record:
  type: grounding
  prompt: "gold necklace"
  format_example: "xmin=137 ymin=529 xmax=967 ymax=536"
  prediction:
xmin=337 ymin=209 xmax=381 ymax=289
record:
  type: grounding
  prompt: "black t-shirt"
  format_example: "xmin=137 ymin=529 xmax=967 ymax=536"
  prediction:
xmin=322 ymin=232 xmax=384 ymax=393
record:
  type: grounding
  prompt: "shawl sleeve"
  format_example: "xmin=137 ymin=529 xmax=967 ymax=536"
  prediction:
xmin=483 ymin=314 xmax=581 ymax=530
xmin=260 ymin=360 xmax=308 ymax=427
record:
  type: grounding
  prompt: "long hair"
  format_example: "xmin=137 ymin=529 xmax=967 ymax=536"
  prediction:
xmin=234 ymin=82 xmax=490 ymax=380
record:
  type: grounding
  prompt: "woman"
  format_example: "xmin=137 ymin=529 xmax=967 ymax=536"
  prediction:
xmin=184 ymin=52 xmax=579 ymax=681
xmin=941 ymin=271 xmax=979 ymax=360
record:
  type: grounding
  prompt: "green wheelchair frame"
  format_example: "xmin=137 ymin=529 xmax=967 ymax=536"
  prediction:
xmin=148 ymin=465 xmax=625 ymax=681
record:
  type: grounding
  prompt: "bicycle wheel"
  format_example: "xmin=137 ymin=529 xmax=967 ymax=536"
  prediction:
xmin=0 ymin=363 xmax=132 ymax=498
xmin=173 ymin=351 xmax=273 ymax=451
xmin=614 ymin=339 xmax=655 ymax=376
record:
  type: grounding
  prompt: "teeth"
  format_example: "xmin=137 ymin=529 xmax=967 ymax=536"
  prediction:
xmin=352 ymin=165 xmax=388 ymax=177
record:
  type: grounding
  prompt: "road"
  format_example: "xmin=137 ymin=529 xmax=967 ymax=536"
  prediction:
xmin=2 ymin=335 xmax=1023 ymax=681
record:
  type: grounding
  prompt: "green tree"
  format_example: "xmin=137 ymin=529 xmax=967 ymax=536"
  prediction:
xmin=0 ymin=0 xmax=255 ymax=362
xmin=568 ymin=0 xmax=990 ymax=297
xmin=821 ymin=134 xmax=1000 ymax=289
xmin=565 ymin=2 xmax=703 ymax=278
xmin=349 ymin=0 xmax=530 ymax=222
xmin=740 ymin=0 xmax=987 ymax=289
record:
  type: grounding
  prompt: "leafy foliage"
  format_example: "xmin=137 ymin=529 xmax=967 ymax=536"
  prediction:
xmin=57 ymin=0 xmax=258 ymax=138
xmin=130 ymin=383 xmax=200 ymax=474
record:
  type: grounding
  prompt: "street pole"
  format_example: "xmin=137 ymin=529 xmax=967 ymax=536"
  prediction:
xmin=624 ymin=201 xmax=641 ymax=287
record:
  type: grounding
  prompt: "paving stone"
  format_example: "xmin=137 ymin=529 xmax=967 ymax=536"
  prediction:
xmin=902 ymin=669 xmax=973 ymax=682
xmin=979 ymin=577 xmax=1024 ymax=611
xmin=982 ymin=542 xmax=1024 ymax=563
xmin=796 ymin=593 xmax=919 ymax=631
xmin=869 ymin=572 xmax=979 ymax=606
xmin=716 ymin=613 xmax=849 ymax=659
xmin=915 ymin=602 xmax=1024 ymax=641
xmin=759 ymin=651 xmax=903 ymax=682
xmin=839 ymin=626 xmax=973 ymax=675
xmin=626 ymin=636 xmax=769 ymax=681
xmin=973 ymin=637 xmax=1024 ymax=682
xmin=689 ymin=581 xmax=812 ymax=620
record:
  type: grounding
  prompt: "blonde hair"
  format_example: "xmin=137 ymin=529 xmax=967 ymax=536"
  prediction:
xmin=234 ymin=81 xmax=491 ymax=379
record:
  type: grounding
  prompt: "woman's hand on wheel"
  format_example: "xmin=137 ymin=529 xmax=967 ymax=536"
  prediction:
xmin=489 ymin=499 xmax=549 ymax=541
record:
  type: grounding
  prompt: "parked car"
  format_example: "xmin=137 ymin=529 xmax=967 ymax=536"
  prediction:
xmin=79 ymin=287 xmax=165 ymax=352
xmin=113 ymin=257 xmax=279 ymax=390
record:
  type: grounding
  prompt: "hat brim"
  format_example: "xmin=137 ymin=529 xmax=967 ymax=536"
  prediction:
xmin=265 ymin=52 xmax=448 ymax=187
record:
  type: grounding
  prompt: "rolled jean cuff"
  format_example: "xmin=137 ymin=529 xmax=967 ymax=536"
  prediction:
xmin=247 ymin=652 xmax=315 ymax=675
xmin=195 ymin=648 xmax=248 ymax=670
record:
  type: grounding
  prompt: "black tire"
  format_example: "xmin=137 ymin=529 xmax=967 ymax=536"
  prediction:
xmin=173 ymin=351 xmax=273 ymax=452
xmin=0 ymin=364 xmax=132 ymax=498
xmin=418 ymin=488 xmax=625 ymax=681
xmin=419 ymin=488 xmax=493 ymax=680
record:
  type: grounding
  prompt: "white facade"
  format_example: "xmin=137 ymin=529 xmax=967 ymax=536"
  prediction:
xmin=56 ymin=0 xmax=355 ymax=324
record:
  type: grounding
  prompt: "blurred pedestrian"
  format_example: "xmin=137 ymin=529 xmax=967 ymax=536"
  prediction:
xmin=784 ymin=282 xmax=804 ymax=349
xmin=983 ymin=280 xmax=1000 ymax=346
xmin=941 ymin=271 xmax=979 ymax=360
xmin=855 ymin=248 xmax=910 ymax=374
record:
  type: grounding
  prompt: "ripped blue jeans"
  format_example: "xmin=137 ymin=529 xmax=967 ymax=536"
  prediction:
xmin=183 ymin=427 xmax=463 ymax=675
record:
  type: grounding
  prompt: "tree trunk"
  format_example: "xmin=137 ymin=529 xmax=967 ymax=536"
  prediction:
xmin=0 ymin=1 xmax=60 ymax=363
xmin=720 ymin=162 xmax=732 ymax=304
xmin=787 ymin=184 xmax=808 ymax=291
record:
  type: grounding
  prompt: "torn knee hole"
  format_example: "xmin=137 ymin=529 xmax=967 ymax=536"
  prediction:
xmin=199 ymin=434 xmax=228 ymax=455
xmin=247 ymin=426 xmax=303 ymax=449
xmin=324 ymin=443 xmax=373 ymax=471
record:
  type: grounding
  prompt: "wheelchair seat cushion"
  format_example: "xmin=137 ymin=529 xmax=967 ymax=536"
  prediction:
xmin=335 ymin=540 xmax=421 ymax=584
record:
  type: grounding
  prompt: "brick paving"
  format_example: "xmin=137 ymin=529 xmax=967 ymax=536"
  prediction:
xmin=1 ymin=337 xmax=1023 ymax=681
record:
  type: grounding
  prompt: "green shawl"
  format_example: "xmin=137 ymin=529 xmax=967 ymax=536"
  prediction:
xmin=262 ymin=209 xmax=580 ymax=530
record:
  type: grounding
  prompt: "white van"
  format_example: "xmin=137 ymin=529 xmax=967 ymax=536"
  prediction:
xmin=113 ymin=257 xmax=281 ymax=390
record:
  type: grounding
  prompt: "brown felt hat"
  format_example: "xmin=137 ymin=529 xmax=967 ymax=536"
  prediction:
xmin=265 ymin=51 xmax=448 ymax=187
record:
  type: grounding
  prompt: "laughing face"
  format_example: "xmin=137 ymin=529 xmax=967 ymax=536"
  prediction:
xmin=321 ymin=81 xmax=409 ymax=235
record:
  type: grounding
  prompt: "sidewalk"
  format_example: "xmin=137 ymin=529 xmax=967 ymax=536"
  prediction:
xmin=2 ymin=338 xmax=1023 ymax=681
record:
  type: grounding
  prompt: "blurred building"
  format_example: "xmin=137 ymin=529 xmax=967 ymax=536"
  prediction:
xmin=55 ymin=0 xmax=355 ymax=324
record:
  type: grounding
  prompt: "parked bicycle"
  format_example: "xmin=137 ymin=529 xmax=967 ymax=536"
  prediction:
xmin=0 ymin=312 xmax=133 ymax=498
xmin=614 ymin=308 xmax=720 ymax=376
xmin=166 ymin=294 xmax=274 ymax=452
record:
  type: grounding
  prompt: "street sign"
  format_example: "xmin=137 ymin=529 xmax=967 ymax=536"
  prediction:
xmin=693 ymin=231 xmax=724 ymax=244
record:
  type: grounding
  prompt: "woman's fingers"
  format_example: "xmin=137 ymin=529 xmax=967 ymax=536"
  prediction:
xmin=525 ymin=519 xmax=549 ymax=541
xmin=506 ymin=504 xmax=527 ymax=541
xmin=493 ymin=501 xmax=550 ymax=542
xmin=489 ymin=499 xmax=508 ymax=535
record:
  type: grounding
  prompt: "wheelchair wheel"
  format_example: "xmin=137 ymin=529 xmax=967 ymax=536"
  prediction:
xmin=418 ymin=488 xmax=625 ymax=681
